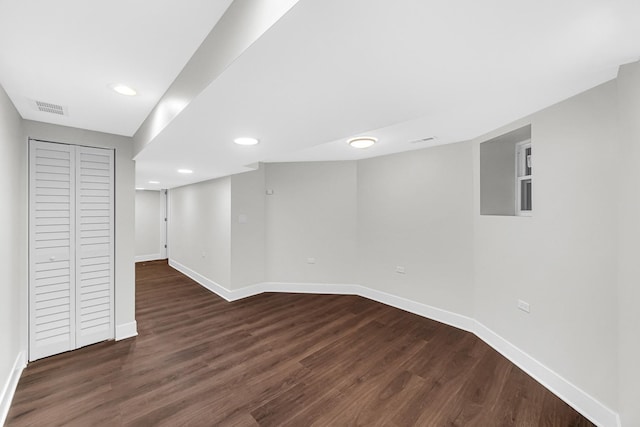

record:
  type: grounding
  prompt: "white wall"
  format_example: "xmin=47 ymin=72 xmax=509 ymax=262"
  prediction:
xmin=168 ymin=169 xmax=268 ymax=291
xmin=357 ymin=142 xmax=474 ymax=316
xmin=169 ymin=177 xmax=231 ymax=288
xmin=168 ymin=161 xmax=359 ymax=289
xmin=0 ymin=84 xmax=27 ymax=423
xmin=265 ymin=161 xmax=358 ymax=284
xmin=616 ymin=61 xmax=640 ymax=427
xmin=473 ymin=80 xmax=619 ymax=410
xmin=135 ymin=190 xmax=164 ymax=261
xmin=230 ymin=167 xmax=266 ymax=289
xmin=23 ymin=120 xmax=137 ymax=340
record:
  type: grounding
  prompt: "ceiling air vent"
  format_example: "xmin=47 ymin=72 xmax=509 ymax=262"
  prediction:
xmin=35 ymin=100 xmax=66 ymax=115
xmin=409 ymin=136 xmax=436 ymax=144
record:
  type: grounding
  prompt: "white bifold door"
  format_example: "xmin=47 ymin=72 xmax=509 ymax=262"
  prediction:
xmin=29 ymin=140 xmax=114 ymax=361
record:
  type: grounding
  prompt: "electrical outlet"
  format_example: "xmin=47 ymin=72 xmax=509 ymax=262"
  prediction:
xmin=307 ymin=257 xmax=316 ymax=264
xmin=517 ymin=299 xmax=530 ymax=313
xmin=395 ymin=266 xmax=406 ymax=274
xmin=201 ymin=252 xmax=206 ymax=258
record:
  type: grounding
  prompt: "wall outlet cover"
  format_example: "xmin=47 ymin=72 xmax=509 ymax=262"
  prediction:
xmin=517 ymin=299 xmax=530 ymax=313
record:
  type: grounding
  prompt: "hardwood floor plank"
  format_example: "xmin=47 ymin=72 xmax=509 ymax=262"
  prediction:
xmin=442 ymin=348 xmax=513 ymax=426
xmin=6 ymin=260 xmax=596 ymax=426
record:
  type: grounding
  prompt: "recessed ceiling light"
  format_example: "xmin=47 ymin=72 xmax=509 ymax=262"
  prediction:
xmin=177 ymin=169 xmax=193 ymax=174
xmin=348 ymin=136 xmax=377 ymax=149
xmin=234 ymin=137 xmax=259 ymax=146
xmin=148 ymin=180 xmax=160 ymax=184
xmin=136 ymin=187 xmax=145 ymax=190
xmin=110 ymin=84 xmax=137 ymax=96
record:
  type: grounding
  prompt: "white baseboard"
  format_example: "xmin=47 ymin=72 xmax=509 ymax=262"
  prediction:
xmin=115 ymin=321 xmax=138 ymax=340
xmin=262 ymin=282 xmax=361 ymax=297
xmin=1 ymin=350 xmax=26 ymax=426
xmin=170 ymin=259 xmax=366 ymax=302
xmin=167 ymin=258 xmax=619 ymax=427
xmin=169 ymin=259 xmax=241 ymax=301
xmin=474 ymin=322 xmax=620 ymax=427
xmin=360 ymin=286 xmax=476 ymax=333
xmin=135 ymin=254 xmax=163 ymax=263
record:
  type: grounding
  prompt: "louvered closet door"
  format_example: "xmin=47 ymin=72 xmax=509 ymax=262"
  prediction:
xmin=29 ymin=141 xmax=76 ymax=360
xmin=30 ymin=141 xmax=115 ymax=361
xmin=75 ymin=146 xmax=114 ymax=347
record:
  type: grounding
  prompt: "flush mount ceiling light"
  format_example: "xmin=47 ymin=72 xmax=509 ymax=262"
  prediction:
xmin=110 ymin=84 xmax=137 ymax=96
xmin=135 ymin=187 xmax=145 ymax=190
xmin=233 ymin=137 xmax=259 ymax=146
xmin=177 ymin=169 xmax=193 ymax=174
xmin=347 ymin=136 xmax=377 ymax=149
xmin=148 ymin=180 xmax=160 ymax=184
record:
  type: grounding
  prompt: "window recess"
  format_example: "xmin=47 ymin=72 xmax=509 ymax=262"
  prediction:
xmin=480 ymin=124 xmax=532 ymax=216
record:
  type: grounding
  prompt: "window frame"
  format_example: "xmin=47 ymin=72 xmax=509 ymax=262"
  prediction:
xmin=515 ymin=139 xmax=532 ymax=216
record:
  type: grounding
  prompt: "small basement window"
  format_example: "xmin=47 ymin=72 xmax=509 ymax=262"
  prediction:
xmin=516 ymin=140 xmax=532 ymax=215
xmin=480 ymin=124 xmax=532 ymax=216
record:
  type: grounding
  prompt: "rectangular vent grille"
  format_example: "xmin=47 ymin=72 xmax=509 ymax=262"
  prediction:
xmin=36 ymin=101 xmax=65 ymax=115
xmin=410 ymin=136 xmax=436 ymax=144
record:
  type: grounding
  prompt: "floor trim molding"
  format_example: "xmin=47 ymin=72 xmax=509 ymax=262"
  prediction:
xmin=359 ymin=286 xmax=476 ymax=334
xmin=169 ymin=259 xmax=242 ymax=301
xmin=115 ymin=321 xmax=138 ymax=340
xmin=1 ymin=350 xmax=26 ymax=426
xmin=474 ymin=322 xmax=620 ymax=427
xmin=167 ymin=258 xmax=620 ymax=427
xmin=135 ymin=254 xmax=163 ymax=263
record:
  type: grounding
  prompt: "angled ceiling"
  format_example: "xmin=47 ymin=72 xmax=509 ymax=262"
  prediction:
xmin=1 ymin=1 xmax=639 ymax=190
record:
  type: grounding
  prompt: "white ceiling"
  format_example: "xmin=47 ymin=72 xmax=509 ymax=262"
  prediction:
xmin=0 ymin=0 xmax=233 ymax=136
xmin=1 ymin=1 xmax=639 ymax=190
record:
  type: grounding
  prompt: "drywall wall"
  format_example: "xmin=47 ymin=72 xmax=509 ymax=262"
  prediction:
xmin=135 ymin=190 xmax=164 ymax=261
xmin=357 ymin=142 xmax=474 ymax=316
xmin=168 ymin=177 xmax=231 ymax=288
xmin=473 ymin=80 xmax=619 ymax=410
xmin=230 ymin=167 xmax=266 ymax=289
xmin=265 ymin=161 xmax=358 ymax=284
xmin=0 ymin=84 xmax=26 ymax=423
xmin=23 ymin=120 xmax=137 ymax=339
xmin=616 ymin=60 xmax=640 ymax=427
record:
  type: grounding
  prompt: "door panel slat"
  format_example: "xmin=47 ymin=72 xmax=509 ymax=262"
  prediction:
xmin=35 ymin=296 xmax=70 ymax=310
xmin=80 ymin=297 xmax=110 ymax=309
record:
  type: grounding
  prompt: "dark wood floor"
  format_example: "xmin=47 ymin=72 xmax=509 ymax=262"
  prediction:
xmin=7 ymin=260 xmax=594 ymax=426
